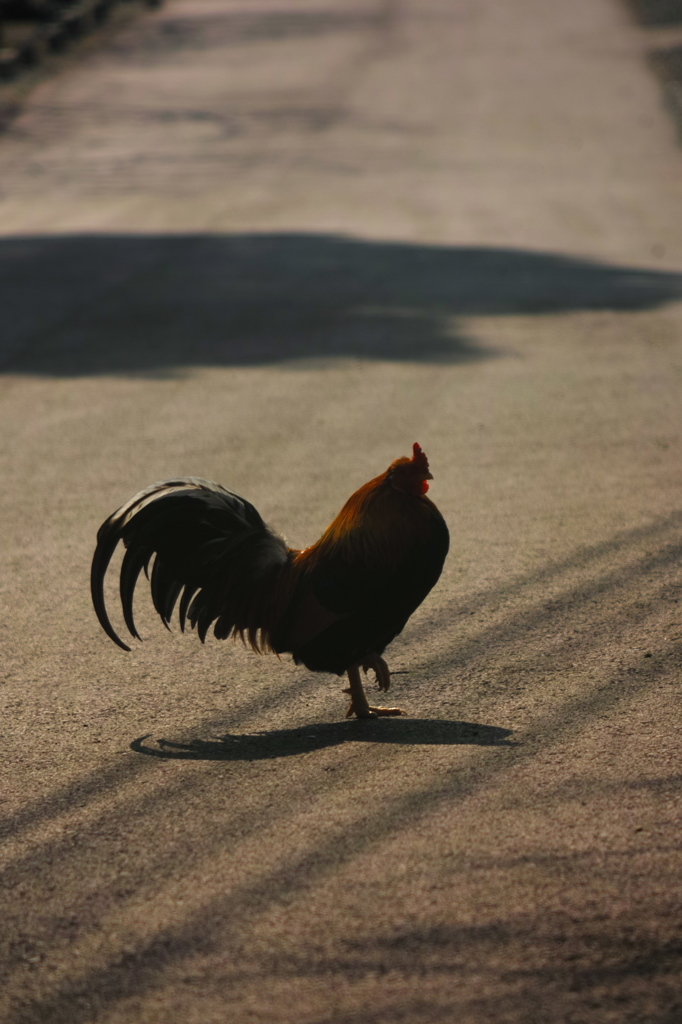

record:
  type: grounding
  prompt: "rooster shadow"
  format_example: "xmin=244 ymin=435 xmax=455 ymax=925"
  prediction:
xmin=130 ymin=718 xmax=515 ymax=760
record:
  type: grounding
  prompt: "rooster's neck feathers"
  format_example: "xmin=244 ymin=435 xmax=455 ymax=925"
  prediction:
xmin=295 ymin=470 xmax=432 ymax=570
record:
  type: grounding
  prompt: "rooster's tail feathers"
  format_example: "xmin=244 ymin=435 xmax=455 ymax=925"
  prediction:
xmin=91 ymin=479 xmax=292 ymax=652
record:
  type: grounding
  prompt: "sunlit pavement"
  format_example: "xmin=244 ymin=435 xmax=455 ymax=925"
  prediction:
xmin=0 ymin=2 xmax=681 ymax=1022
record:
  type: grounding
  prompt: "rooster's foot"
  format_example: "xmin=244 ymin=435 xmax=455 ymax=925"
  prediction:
xmin=344 ymin=698 xmax=406 ymax=719
xmin=344 ymin=660 xmax=406 ymax=719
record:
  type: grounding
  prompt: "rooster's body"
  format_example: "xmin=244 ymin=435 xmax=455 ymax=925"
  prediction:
xmin=91 ymin=444 xmax=449 ymax=718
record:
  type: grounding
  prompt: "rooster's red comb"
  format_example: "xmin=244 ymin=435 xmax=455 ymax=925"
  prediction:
xmin=411 ymin=442 xmax=430 ymax=470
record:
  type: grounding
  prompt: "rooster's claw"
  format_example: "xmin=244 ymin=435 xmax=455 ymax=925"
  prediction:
xmin=345 ymin=701 xmax=406 ymax=719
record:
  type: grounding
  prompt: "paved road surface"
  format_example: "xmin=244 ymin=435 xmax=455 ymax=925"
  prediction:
xmin=1 ymin=1 xmax=681 ymax=1021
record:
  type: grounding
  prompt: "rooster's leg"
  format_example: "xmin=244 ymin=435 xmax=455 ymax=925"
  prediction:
xmin=344 ymin=661 xmax=406 ymax=719
xmin=361 ymin=652 xmax=391 ymax=692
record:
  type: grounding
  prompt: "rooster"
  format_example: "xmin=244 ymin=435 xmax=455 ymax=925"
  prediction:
xmin=91 ymin=443 xmax=449 ymax=718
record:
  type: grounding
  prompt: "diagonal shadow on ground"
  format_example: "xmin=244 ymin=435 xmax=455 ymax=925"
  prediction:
xmin=2 ymin=508 xmax=680 ymax=1023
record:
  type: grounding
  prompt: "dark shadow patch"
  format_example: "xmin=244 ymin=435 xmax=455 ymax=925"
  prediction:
xmin=649 ymin=45 xmax=682 ymax=141
xmin=1 ymin=233 xmax=681 ymax=376
xmin=624 ymin=0 xmax=682 ymax=26
xmin=131 ymin=718 xmax=514 ymax=760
